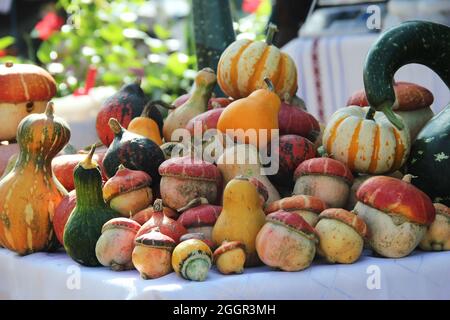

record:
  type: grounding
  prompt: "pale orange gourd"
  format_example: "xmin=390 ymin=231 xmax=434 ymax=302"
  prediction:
xmin=217 ymin=24 xmax=297 ymax=100
xmin=128 ymin=104 xmax=163 ymax=145
xmin=0 ymin=102 xmax=70 ymax=255
xmin=217 ymin=79 xmax=281 ymax=147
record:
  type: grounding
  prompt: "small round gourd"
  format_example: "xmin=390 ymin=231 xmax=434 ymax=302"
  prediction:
xmin=255 ymin=210 xmax=317 ymax=271
xmin=419 ymin=203 xmax=450 ymax=251
xmin=315 ymin=209 xmax=368 ymax=264
xmin=132 ymin=230 xmax=176 ymax=279
xmin=95 ymin=218 xmax=141 ymax=271
xmin=213 ymin=241 xmax=246 ymax=275
xmin=293 ymin=157 xmax=353 ymax=208
xmin=103 ymin=165 xmax=153 ymax=217
xmin=171 ymin=239 xmax=212 ymax=281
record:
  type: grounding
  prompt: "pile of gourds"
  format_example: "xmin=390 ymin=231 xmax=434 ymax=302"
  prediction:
xmin=0 ymin=20 xmax=449 ymax=282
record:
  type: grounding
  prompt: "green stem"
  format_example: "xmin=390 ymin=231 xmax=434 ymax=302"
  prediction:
xmin=365 ymin=107 xmax=376 ymax=121
xmin=265 ymin=23 xmax=278 ymax=46
xmin=264 ymin=77 xmax=274 ymax=92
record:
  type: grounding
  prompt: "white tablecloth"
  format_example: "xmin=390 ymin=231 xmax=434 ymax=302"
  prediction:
xmin=283 ymin=34 xmax=450 ymax=123
xmin=1 ymin=248 xmax=449 ymax=300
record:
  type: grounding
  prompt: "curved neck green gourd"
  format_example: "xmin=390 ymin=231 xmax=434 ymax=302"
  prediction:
xmin=363 ymin=21 xmax=450 ymax=130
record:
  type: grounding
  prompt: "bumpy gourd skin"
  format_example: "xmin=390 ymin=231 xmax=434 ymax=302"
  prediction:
xmin=363 ymin=21 xmax=450 ymax=129
xmin=419 ymin=214 xmax=450 ymax=251
xmin=64 ymin=162 xmax=120 ymax=267
xmin=316 ymin=219 xmax=364 ymax=264
xmin=354 ymin=202 xmax=425 ymax=258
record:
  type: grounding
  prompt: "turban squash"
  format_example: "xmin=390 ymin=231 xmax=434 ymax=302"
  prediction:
xmin=323 ymin=106 xmax=410 ymax=174
xmin=217 ymin=24 xmax=297 ymax=100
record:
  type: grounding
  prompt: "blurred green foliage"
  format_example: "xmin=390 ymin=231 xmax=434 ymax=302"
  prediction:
xmin=36 ymin=0 xmax=196 ymax=101
xmin=1 ymin=0 xmax=271 ymax=102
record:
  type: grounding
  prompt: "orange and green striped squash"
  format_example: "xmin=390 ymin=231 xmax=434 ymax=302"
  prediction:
xmin=217 ymin=24 xmax=297 ymax=100
xmin=0 ymin=102 xmax=70 ymax=255
xmin=322 ymin=106 xmax=410 ymax=174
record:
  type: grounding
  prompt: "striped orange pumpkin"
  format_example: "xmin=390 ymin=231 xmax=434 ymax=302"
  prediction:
xmin=217 ymin=24 xmax=297 ymax=100
xmin=322 ymin=106 xmax=410 ymax=174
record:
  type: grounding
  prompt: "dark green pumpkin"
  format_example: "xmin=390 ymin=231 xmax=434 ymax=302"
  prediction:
xmin=407 ymin=104 xmax=450 ymax=206
xmin=103 ymin=118 xmax=165 ymax=183
xmin=363 ymin=20 xmax=450 ymax=130
xmin=63 ymin=146 xmax=120 ymax=267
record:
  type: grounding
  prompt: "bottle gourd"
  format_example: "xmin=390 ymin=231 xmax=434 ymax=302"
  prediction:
xmin=0 ymin=102 xmax=70 ymax=255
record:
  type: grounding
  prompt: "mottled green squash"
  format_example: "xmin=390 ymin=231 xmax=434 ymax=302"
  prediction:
xmin=64 ymin=146 xmax=120 ymax=266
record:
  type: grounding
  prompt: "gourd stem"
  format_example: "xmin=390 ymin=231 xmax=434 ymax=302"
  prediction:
xmin=381 ymin=105 xmax=404 ymax=130
xmin=45 ymin=102 xmax=54 ymax=118
xmin=134 ymin=77 xmax=142 ymax=86
xmin=265 ymin=23 xmax=278 ymax=46
xmin=143 ymin=101 xmax=175 ymax=116
xmin=263 ymin=77 xmax=274 ymax=92
xmin=177 ymin=197 xmax=209 ymax=213
xmin=80 ymin=144 xmax=97 ymax=169
xmin=402 ymin=174 xmax=416 ymax=184
xmin=108 ymin=118 xmax=123 ymax=135
xmin=117 ymin=164 xmax=126 ymax=171
xmin=365 ymin=107 xmax=376 ymax=121
xmin=153 ymin=199 xmax=164 ymax=212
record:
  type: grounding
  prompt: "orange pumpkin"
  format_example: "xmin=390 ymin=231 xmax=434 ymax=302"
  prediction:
xmin=217 ymin=79 xmax=280 ymax=147
xmin=0 ymin=102 xmax=70 ymax=254
xmin=323 ymin=106 xmax=410 ymax=174
xmin=217 ymin=24 xmax=297 ymax=100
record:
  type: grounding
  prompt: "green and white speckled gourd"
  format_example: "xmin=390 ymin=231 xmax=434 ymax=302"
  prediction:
xmin=363 ymin=20 xmax=450 ymax=206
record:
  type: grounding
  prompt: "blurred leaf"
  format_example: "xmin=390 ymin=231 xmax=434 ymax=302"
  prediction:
xmin=99 ymin=25 xmax=125 ymax=43
xmin=167 ymin=52 xmax=189 ymax=77
xmin=0 ymin=36 xmax=15 ymax=50
xmin=37 ymin=41 xmax=52 ymax=63
xmin=153 ymin=24 xmax=171 ymax=40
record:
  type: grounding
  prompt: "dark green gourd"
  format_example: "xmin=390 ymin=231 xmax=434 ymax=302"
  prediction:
xmin=363 ymin=21 xmax=450 ymax=130
xmin=364 ymin=20 xmax=450 ymax=204
xmin=407 ymin=104 xmax=450 ymax=206
xmin=63 ymin=146 xmax=120 ymax=266
xmin=103 ymin=118 xmax=165 ymax=183
xmin=192 ymin=0 xmax=235 ymax=96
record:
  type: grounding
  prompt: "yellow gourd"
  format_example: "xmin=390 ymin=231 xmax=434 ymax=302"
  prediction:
xmin=212 ymin=176 xmax=266 ymax=267
xmin=217 ymin=78 xmax=280 ymax=148
xmin=128 ymin=104 xmax=163 ymax=145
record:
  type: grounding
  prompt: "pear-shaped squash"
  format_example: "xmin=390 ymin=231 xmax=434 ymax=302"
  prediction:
xmin=212 ymin=176 xmax=266 ymax=267
xmin=103 ymin=118 xmax=165 ymax=183
xmin=64 ymin=146 xmax=120 ymax=266
xmin=216 ymin=143 xmax=280 ymax=205
xmin=163 ymin=68 xmax=217 ymax=142
xmin=128 ymin=102 xmax=164 ymax=146
xmin=217 ymin=79 xmax=280 ymax=148
xmin=0 ymin=102 xmax=70 ymax=255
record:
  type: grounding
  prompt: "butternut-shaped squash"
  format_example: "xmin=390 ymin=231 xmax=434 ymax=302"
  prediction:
xmin=216 ymin=143 xmax=280 ymax=205
xmin=212 ymin=176 xmax=266 ymax=267
xmin=0 ymin=102 xmax=70 ymax=255
xmin=217 ymin=79 xmax=280 ymax=148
